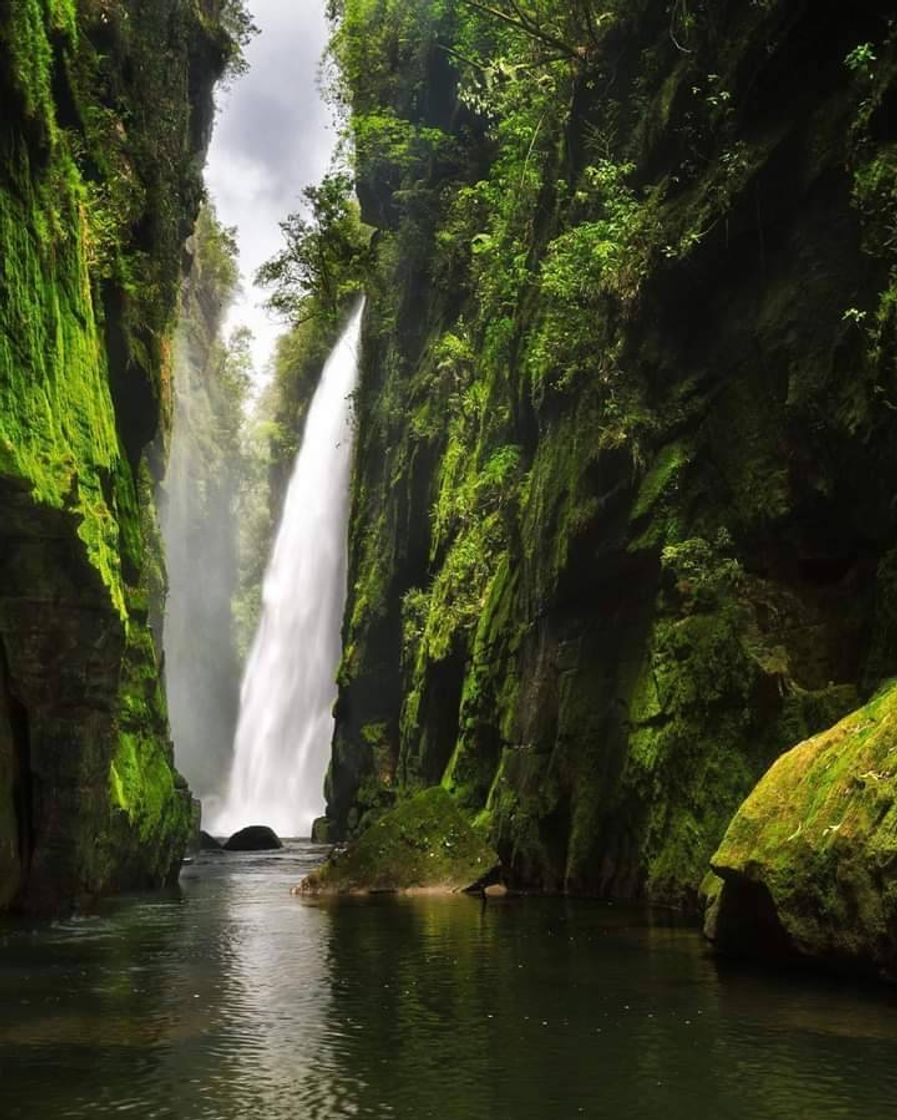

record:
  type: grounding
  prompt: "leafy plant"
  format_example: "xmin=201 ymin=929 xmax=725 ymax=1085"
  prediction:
xmin=256 ymin=173 xmax=373 ymax=324
xmin=845 ymin=42 xmax=877 ymax=80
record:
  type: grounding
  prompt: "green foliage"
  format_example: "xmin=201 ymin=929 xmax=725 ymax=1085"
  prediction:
xmin=660 ymin=532 xmax=743 ymax=612
xmin=845 ymin=42 xmax=877 ymax=81
xmin=453 ymin=0 xmax=620 ymax=75
xmin=353 ymin=112 xmax=454 ymax=184
xmin=0 ymin=0 xmax=238 ymax=900
xmin=257 ymin=173 xmax=372 ymax=325
xmin=327 ymin=0 xmax=449 ymax=113
xmin=218 ymin=0 xmax=259 ymax=80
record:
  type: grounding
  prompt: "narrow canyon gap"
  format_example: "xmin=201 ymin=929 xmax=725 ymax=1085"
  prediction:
xmin=213 ymin=302 xmax=364 ymax=838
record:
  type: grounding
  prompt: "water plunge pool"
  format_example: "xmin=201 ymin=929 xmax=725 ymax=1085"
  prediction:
xmin=1 ymin=844 xmax=896 ymax=1118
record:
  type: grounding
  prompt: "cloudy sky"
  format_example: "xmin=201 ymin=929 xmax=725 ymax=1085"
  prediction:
xmin=205 ymin=0 xmax=335 ymax=386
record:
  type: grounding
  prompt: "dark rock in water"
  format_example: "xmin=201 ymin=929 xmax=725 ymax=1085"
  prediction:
xmin=199 ymin=830 xmax=223 ymax=851
xmin=224 ymin=825 xmax=283 ymax=852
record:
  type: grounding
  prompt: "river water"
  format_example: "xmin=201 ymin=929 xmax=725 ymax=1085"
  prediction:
xmin=1 ymin=843 xmax=896 ymax=1119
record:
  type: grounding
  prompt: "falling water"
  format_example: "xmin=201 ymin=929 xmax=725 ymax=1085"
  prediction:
xmin=212 ymin=301 xmax=363 ymax=837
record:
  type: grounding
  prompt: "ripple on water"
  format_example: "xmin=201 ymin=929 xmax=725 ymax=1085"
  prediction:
xmin=1 ymin=848 xmax=897 ymax=1119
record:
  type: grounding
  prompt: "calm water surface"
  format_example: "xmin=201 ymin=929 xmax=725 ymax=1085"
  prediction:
xmin=1 ymin=842 xmax=896 ymax=1118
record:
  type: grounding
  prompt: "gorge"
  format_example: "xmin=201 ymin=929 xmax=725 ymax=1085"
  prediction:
xmin=2 ymin=0 xmax=897 ymax=1113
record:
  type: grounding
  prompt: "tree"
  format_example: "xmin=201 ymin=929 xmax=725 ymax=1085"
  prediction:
xmin=456 ymin=0 xmax=613 ymax=65
xmin=220 ymin=0 xmax=259 ymax=80
xmin=255 ymin=173 xmax=372 ymax=325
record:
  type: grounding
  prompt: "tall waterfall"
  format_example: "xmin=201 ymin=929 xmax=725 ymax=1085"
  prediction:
xmin=212 ymin=301 xmax=363 ymax=838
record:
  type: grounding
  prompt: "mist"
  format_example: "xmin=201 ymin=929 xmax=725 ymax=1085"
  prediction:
xmin=162 ymin=0 xmax=336 ymax=807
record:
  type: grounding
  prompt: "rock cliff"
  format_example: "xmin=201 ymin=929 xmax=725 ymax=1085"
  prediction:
xmin=0 ymin=0 xmax=237 ymax=910
xmin=318 ymin=0 xmax=897 ymax=919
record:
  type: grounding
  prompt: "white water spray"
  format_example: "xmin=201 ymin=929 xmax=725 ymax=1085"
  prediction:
xmin=211 ymin=301 xmax=363 ymax=838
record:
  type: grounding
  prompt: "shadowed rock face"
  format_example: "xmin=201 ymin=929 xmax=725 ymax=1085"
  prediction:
xmin=322 ymin=0 xmax=897 ymax=912
xmin=224 ymin=826 xmax=284 ymax=852
xmin=705 ymin=683 xmax=897 ymax=978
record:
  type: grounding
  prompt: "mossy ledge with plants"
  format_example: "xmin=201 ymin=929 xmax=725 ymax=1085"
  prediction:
xmin=307 ymin=0 xmax=897 ymax=973
xmin=0 ymin=0 xmax=245 ymax=912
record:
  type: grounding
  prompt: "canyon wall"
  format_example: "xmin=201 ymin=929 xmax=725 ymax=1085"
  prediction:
xmin=0 ymin=0 xmax=238 ymax=909
xmin=322 ymin=0 xmax=897 ymax=913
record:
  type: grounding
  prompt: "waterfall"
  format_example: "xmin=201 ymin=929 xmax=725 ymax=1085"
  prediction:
xmin=211 ymin=301 xmax=363 ymax=838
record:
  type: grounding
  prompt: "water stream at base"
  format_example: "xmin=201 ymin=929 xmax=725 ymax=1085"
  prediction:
xmin=211 ymin=301 xmax=364 ymax=838
xmin=2 ymin=857 xmax=897 ymax=1120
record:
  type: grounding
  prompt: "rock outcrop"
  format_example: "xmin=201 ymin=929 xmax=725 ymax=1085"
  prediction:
xmin=705 ymin=684 xmax=897 ymax=978
xmin=199 ymin=830 xmax=224 ymax=851
xmin=297 ymin=787 xmax=498 ymax=894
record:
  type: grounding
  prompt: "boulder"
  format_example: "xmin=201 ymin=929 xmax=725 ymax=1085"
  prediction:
xmin=224 ymin=825 xmax=283 ymax=852
xmin=705 ymin=682 xmax=897 ymax=978
xmin=311 ymin=816 xmax=333 ymax=844
xmin=199 ymin=830 xmax=223 ymax=851
xmin=297 ymin=787 xmax=499 ymax=894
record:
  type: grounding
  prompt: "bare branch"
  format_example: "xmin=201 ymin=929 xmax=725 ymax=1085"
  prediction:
xmin=457 ymin=0 xmax=579 ymax=60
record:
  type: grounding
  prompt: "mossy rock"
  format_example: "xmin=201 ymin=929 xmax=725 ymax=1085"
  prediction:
xmin=706 ymin=682 xmax=897 ymax=977
xmin=297 ymin=787 xmax=499 ymax=894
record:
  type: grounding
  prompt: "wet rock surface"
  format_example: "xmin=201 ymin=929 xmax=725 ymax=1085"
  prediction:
xmin=706 ymin=683 xmax=897 ymax=978
xmin=224 ymin=826 xmax=284 ymax=852
xmin=199 ymin=830 xmax=224 ymax=851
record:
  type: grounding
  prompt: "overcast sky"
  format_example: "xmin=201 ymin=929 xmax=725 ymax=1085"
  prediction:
xmin=205 ymin=0 xmax=335 ymax=386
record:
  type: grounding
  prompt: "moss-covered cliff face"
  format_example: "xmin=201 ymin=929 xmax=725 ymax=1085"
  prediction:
xmin=322 ymin=0 xmax=897 ymax=907
xmin=0 ymin=0 xmax=236 ymax=910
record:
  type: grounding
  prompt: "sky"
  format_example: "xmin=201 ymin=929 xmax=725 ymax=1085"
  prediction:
xmin=204 ymin=0 xmax=335 ymax=387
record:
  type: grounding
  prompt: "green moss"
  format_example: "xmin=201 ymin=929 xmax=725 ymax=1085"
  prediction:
xmin=0 ymin=135 xmax=127 ymax=615
xmin=442 ymin=554 xmax=522 ymax=808
xmin=709 ymin=682 xmax=897 ymax=973
xmin=325 ymin=0 xmax=897 ymax=910
xmin=300 ymin=787 xmax=498 ymax=893
xmin=108 ymin=620 xmax=191 ymax=856
xmin=0 ymin=0 xmax=239 ymax=908
xmin=631 ymin=440 xmax=689 ymax=520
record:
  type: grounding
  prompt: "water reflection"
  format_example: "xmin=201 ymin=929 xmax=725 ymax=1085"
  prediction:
xmin=1 ymin=848 xmax=896 ymax=1118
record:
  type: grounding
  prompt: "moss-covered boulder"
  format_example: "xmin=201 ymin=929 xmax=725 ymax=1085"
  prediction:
xmin=296 ymin=787 xmax=499 ymax=894
xmin=705 ymin=683 xmax=897 ymax=977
